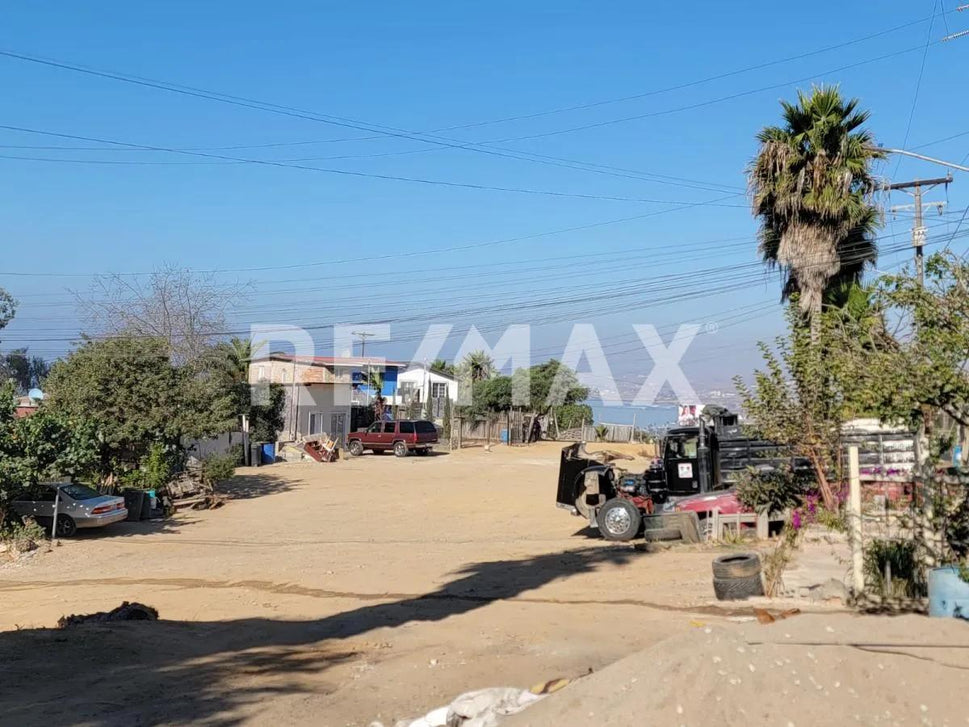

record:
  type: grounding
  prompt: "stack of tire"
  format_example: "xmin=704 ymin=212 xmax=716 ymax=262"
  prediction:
xmin=711 ymin=553 xmax=765 ymax=600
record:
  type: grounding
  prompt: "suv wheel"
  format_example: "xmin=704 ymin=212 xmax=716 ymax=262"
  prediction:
xmin=393 ymin=441 xmax=408 ymax=457
xmin=347 ymin=440 xmax=364 ymax=457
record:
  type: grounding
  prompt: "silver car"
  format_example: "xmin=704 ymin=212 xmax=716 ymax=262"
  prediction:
xmin=12 ymin=482 xmax=128 ymax=537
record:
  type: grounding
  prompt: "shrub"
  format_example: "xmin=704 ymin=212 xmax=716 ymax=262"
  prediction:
xmin=555 ymin=403 xmax=592 ymax=430
xmin=200 ymin=453 xmax=236 ymax=488
xmin=864 ymin=539 xmax=926 ymax=598
xmin=2 ymin=517 xmax=46 ymax=553
xmin=735 ymin=465 xmax=807 ymax=516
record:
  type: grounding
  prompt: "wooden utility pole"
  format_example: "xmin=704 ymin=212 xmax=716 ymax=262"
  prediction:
xmin=885 ymin=175 xmax=951 ymax=286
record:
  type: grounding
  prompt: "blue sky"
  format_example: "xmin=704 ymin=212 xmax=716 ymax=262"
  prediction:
xmin=1 ymin=1 xmax=968 ymax=397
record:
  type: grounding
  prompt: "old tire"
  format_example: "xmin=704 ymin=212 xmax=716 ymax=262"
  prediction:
xmin=713 ymin=574 xmax=764 ymax=601
xmin=54 ymin=515 xmax=77 ymax=538
xmin=393 ymin=441 xmax=408 ymax=457
xmin=642 ymin=514 xmax=670 ymax=531
xmin=347 ymin=440 xmax=364 ymax=457
xmin=643 ymin=526 xmax=681 ymax=542
xmin=712 ymin=553 xmax=762 ymax=580
xmin=597 ymin=499 xmax=642 ymax=542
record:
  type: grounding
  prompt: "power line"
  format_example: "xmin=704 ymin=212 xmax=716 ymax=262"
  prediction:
xmin=892 ymin=1 xmax=940 ymax=177
xmin=0 ymin=192 xmax=743 ymax=278
xmin=0 ymin=123 xmax=749 ymax=210
xmin=484 ymin=42 xmax=940 ymax=144
xmin=0 ymin=14 xmax=940 ymax=147
xmin=0 ymin=48 xmax=743 ymax=195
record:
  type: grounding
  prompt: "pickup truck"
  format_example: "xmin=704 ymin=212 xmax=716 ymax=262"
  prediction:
xmin=346 ymin=420 xmax=439 ymax=457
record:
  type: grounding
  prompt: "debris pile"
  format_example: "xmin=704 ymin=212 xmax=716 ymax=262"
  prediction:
xmin=58 ymin=601 xmax=159 ymax=627
xmin=374 ymin=679 xmax=572 ymax=727
xmin=158 ymin=457 xmax=225 ymax=511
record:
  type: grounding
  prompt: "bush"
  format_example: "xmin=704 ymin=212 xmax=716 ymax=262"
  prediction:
xmin=735 ymin=465 xmax=807 ymax=516
xmin=2 ymin=517 xmax=46 ymax=553
xmin=227 ymin=443 xmax=245 ymax=466
xmin=200 ymin=453 xmax=236 ymax=488
xmin=555 ymin=403 xmax=592 ymax=430
xmin=864 ymin=539 xmax=926 ymax=598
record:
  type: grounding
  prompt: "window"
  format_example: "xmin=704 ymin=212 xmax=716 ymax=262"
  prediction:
xmin=383 ymin=422 xmax=397 ymax=434
xmin=257 ymin=365 xmax=266 ymax=382
xmin=415 ymin=421 xmax=437 ymax=434
xmin=60 ymin=484 xmax=100 ymax=501
xmin=368 ymin=422 xmax=382 ymax=433
xmin=398 ymin=421 xmax=415 ymax=434
xmin=281 ymin=369 xmax=289 ymax=383
xmin=308 ymin=412 xmax=324 ymax=435
xmin=431 ymin=382 xmax=448 ymax=399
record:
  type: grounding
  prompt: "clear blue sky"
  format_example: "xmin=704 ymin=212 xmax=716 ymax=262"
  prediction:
xmin=1 ymin=1 xmax=967 ymax=398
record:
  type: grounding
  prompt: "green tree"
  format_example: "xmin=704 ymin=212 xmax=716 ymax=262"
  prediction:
xmin=2 ymin=349 xmax=50 ymax=393
xmin=44 ymin=336 xmax=234 ymax=476
xmin=749 ymin=85 xmax=884 ymax=326
xmin=249 ymin=383 xmax=285 ymax=442
xmin=555 ymin=403 xmax=593 ymax=429
xmin=430 ymin=358 xmax=455 ymax=376
xmin=735 ymin=309 xmax=852 ymax=510
xmin=842 ymin=253 xmax=969 ymax=430
xmin=0 ymin=384 xmax=99 ymax=528
xmin=0 ymin=288 xmax=15 ymax=338
xmin=511 ymin=360 xmax=589 ymax=414
xmin=460 ymin=351 xmax=495 ymax=382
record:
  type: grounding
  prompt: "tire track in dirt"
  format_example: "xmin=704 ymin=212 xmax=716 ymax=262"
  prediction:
xmin=0 ymin=576 xmax=764 ymax=616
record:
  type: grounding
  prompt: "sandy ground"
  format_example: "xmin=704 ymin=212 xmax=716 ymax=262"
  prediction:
xmin=0 ymin=443 xmax=847 ymax=726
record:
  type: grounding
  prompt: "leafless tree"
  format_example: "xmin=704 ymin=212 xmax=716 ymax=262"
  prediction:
xmin=76 ymin=265 xmax=244 ymax=364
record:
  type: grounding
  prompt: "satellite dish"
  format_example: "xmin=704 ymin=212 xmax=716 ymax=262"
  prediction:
xmin=28 ymin=388 xmax=44 ymax=400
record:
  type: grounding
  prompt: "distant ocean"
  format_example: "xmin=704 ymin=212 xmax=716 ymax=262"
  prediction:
xmin=588 ymin=404 xmax=678 ymax=429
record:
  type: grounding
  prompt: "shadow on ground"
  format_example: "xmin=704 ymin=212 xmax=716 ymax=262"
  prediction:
xmin=216 ymin=472 xmax=296 ymax=501
xmin=0 ymin=547 xmax=640 ymax=726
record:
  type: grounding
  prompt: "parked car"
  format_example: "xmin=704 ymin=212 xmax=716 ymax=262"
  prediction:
xmin=11 ymin=482 xmax=127 ymax=537
xmin=346 ymin=420 xmax=439 ymax=457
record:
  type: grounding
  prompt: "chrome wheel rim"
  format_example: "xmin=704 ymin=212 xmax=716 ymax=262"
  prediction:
xmin=604 ymin=507 xmax=631 ymax=535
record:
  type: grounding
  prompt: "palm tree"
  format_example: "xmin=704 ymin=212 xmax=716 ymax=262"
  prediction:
xmin=461 ymin=351 xmax=495 ymax=382
xmin=430 ymin=358 xmax=455 ymax=376
xmin=749 ymin=85 xmax=884 ymax=328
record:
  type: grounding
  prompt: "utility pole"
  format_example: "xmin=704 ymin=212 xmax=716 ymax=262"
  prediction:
xmin=352 ymin=331 xmax=376 ymax=408
xmin=352 ymin=331 xmax=375 ymax=359
xmin=884 ymin=175 xmax=951 ymax=286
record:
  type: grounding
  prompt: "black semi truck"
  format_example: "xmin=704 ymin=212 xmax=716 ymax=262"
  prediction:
xmin=556 ymin=410 xmax=809 ymax=540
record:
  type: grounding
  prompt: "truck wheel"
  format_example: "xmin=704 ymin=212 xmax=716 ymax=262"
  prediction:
xmin=713 ymin=573 xmax=764 ymax=600
xmin=712 ymin=553 xmax=761 ymax=580
xmin=393 ymin=441 xmax=408 ymax=457
xmin=643 ymin=527 xmax=681 ymax=542
xmin=347 ymin=440 xmax=364 ymax=457
xmin=596 ymin=499 xmax=642 ymax=541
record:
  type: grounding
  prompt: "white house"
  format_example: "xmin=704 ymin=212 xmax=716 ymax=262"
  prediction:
xmin=394 ymin=364 xmax=459 ymax=420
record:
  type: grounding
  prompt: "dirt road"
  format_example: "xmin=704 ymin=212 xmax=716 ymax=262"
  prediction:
xmin=0 ymin=443 xmax=762 ymax=726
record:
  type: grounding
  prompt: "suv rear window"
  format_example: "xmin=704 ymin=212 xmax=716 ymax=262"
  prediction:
xmin=415 ymin=421 xmax=437 ymax=434
xmin=398 ymin=421 xmax=415 ymax=434
xmin=383 ymin=422 xmax=397 ymax=434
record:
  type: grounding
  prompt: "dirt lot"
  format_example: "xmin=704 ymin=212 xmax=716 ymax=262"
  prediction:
xmin=0 ymin=442 xmax=817 ymax=726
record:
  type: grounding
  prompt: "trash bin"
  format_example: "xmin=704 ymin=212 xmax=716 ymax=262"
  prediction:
xmin=261 ymin=442 xmax=275 ymax=464
xmin=251 ymin=443 xmax=262 ymax=467
xmin=122 ymin=490 xmax=145 ymax=521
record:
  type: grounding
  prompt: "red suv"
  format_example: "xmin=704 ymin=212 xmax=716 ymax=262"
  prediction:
xmin=347 ymin=420 xmax=439 ymax=457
